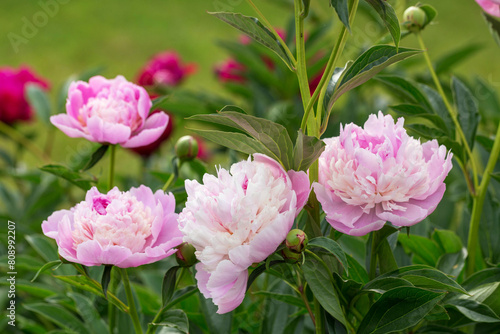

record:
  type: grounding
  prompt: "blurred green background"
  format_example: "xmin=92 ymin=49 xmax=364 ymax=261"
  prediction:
xmin=1 ymin=0 xmax=499 ymax=176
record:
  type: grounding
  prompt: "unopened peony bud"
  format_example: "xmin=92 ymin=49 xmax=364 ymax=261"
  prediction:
xmin=175 ymin=242 xmax=197 ymax=267
xmin=175 ymin=135 xmax=199 ymax=161
xmin=403 ymin=6 xmax=427 ymax=32
xmin=281 ymin=247 xmax=302 ymax=263
xmin=285 ymin=229 xmax=308 ymax=253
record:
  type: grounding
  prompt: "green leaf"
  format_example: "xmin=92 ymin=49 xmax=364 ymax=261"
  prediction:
xmin=419 ymin=5 xmax=438 ymax=29
xmin=436 ymin=249 xmax=467 ymax=278
xmin=40 ymin=164 xmax=96 ymax=190
xmin=151 ymin=309 xmax=189 ymax=334
xmin=301 ymin=0 xmax=311 ymax=18
xmin=252 ymin=291 xmax=305 ymax=308
xmin=377 ymin=239 xmax=399 ymax=274
xmin=24 ymin=303 xmax=90 ymax=334
xmin=327 ymin=46 xmax=421 ymax=111
xmin=400 ymin=269 xmax=468 ymax=294
xmin=80 ymin=145 xmax=109 ymax=171
xmin=491 ymin=172 xmax=500 ymax=183
xmin=346 ymin=254 xmax=369 ymax=284
xmin=376 ymin=75 xmax=432 ymax=111
xmin=398 ymin=233 xmax=442 ymax=266
xmin=483 ymin=12 xmax=500 ymax=47
xmin=247 ymin=260 xmax=286 ymax=292
xmin=101 ymin=265 xmax=113 ymax=298
xmin=31 ymin=260 xmax=62 ymax=282
xmin=26 ymin=84 xmax=52 ymax=125
xmin=425 ymin=304 xmax=451 ymax=322
xmin=477 ymin=135 xmax=495 ymax=153
xmin=68 ymin=292 xmax=108 ymax=334
xmin=452 ymin=77 xmax=479 ymax=149
xmin=390 ymin=104 xmax=448 ymax=132
xmin=293 ymin=130 xmax=326 ymax=172
xmin=26 ymin=234 xmax=59 ymax=262
xmin=151 ymin=95 xmax=169 ymax=111
xmin=330 ymin=0 xmax=350 ymax=31
xmin=302 ymin=252 xmax=347 ymax=326
xmin=365 ymin=0 xmax=400 ymax=49
xmin=363 ymin=277 xmax=414 ymax=294
xmin=188 ymin=110 xmax=294 ymax=169
xmin=435 ymin=44 xmax=482 ymax=75
xmin=447 ymin=299 xmax=500 ymax=323
xmin=357 ymin=287 xmax=445 ymax=334
xmin=418 ymin=84 xmax=455 ymax=133
xmin=462 ymin=268 xmax=500 ymax=291
xmin=199 ymin=292 xmax=232 ymax=334
xmin=432 ymin=229 xmax=463 ymax=253
xmin=162 ymin=266 xmax=180 ymax=306
xmin=308 ymin=237 xmax=348 ymax=274
xmin=209 ymin=12 xmax=294 ymax=70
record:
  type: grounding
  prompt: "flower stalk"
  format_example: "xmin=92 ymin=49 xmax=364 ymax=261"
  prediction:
xmin=108 ymin=145 xmax=116 ymax=190
xmin=121 ymin=268 xmax=143 ymax=334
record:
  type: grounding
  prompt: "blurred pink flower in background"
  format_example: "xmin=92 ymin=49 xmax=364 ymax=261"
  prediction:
xmin=0 ymin=66 xmax=49 ymax=124
xmin=51 ymin=75 xmax=169 ymax=148
xmin=179 ymin=154 xmax=310 ymax=313
xmin=476 ymin=0 xmax=500 ymax=17
xmin=313 ymin=112 xmax=453 ymax=236
xmin=42 ymin=186 xmax=183 ymax=267
xmin=137 ymin=51 xmax=196 ymax=88
xmin=214 ymin=58 xmax=247 ymax=83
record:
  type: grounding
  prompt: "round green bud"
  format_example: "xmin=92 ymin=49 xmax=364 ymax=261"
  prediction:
xmin=175 ymin=135 xmax=199 ymax=161
xmin=175 ymin=242 xmax=197 ymax=267
xmin=285 ymin=229 xmax=308 ymax=253
xmin=403 ymin=6 xmax=427 ymax=32
xmin=281 ymin=247 xmax=302 ymax=263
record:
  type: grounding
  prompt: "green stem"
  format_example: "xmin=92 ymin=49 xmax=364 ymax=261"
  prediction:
xmin=162 ymin=173 xmax=175 ymax=192
xmin=294 ymin=0 xmax=311 ymax=112
xmin=0 ymin=121 xmax=50 ymax=164
xmin=314 ymin=298 xmax=324 ymax=334
xmin=369 ymin=232 xmax=378 ymax=280
xmin=108 ymin=269 xmax=119 ymax=334
xmin=295 ymin=265 xmax=316 ymax=327
xmin=120 ymin=268 xmax=143 ymax=334
xmin=416 ymin=32 xmax=479 ymax=192
xmin=466 ymin=123 xmax=500 ymax=276
xmin=245 ymin=0 xmax=297 ymax=67
xmin=108 ymin=145 xmax=116 ymax=190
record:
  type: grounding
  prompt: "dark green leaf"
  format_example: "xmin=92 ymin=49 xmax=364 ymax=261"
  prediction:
xmin=425 ymin=304 xmax=451 ymax=322
xmin=406 ymin=124 xmax=447 ymax=140
xmin=330 ymin=0 xmax=350 ymax=31
xmin=151 ymin=309 xmax=189 ymax=334
xmin=398 ymin=234 xmax=441 ymax=266
xmin=162 ymin=266 xmax=180 ymax=306
xmin=80 ymin=145 xmax=109 ymax=171
xmin=462 ymin=268 xmax=500 ymax=291
xmin=436 ymin=249 xmax=467 ymax=278
xmin=209 ymin=12 xmax=294 ymax=70
xmin=324 ymin=65 xmax=350 ymax=111
xmin=26 ymin=234 xmax=59 ymax=262
xmin=390 ymin=104 xmax=448 ymax=132
xmin=327 ymin=46 xmax=422 ymax=110
xmin=491 ymin=172 xmax=500 ymax=183
xmin=199 ymin=292 xmax=232 ymax=334
xmin=365 ymin=0 xmax=400 ymax=49
xmin=68 ymin=292 xmax=108 ymax=334
xmin=301 ymin=0 xmax=311 ymax=18
xmin=377 ymin=239 xmax=399 ymax=274
xmin=31 ymin=260 xmax=62 ymax=282
xmin=302 ymin=252 xmax=347 ymax=325
xmin=483 ymin=12 xmax=500 ymax=47
xmin=476 ymin=135 xmax=494 ymax=153
xmin=432 ymin=229 xmax=463 ymax=253
xmin=363 ymin=277 xmax=414 ymax=294
xmin=376 ymin=75 xmax=432 ymax=110
xmin=247 ymin=260 xmax=286 ymax=292
xmin=357 ymin=287 xmax=445 ymax=334
xmin=293 ymin=130 xmax=325 ymax=172
xmin=435 ymin=44 xmax=482 ymax=74
xmin=346 ymin=254 xmax=369 ymax=284
xmin=447 ymin=299 xmax=500 ymax=323
xmin=101 ymin=265 xmax=113 ymax=298
xmin=418 ymin=83 xmax=455 ymax=133
xmin=400 ymin=269 xmax=468 ymax=294
xmin=188 ymin=110 xmax=294 ymax=169
xmin=40 ymin=164 xmax=95 ymax=190
xmin=309 ymin=237 xmax=348 ymax=274
xmin=452 ymin=77 xmax=479 ymax=148
xmin=252 ymin=291 xmax=305 ymax=308
xmin=26 ymin=84 xmax=52 ymax=125
xmin=24 ymin=303 xmax=90 ymax=334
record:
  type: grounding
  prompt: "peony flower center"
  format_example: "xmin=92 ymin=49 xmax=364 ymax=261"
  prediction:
xmin=72 ymin=193 xmax=154 ymax=253
xmin=79 ymin=97 xmax=142 ymax=131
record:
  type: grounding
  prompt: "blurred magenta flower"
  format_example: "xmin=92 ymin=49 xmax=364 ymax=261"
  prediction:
xmin=0 ymin=66 xmax=49 ymax=124
xmin=214 ymin=58 xmax=247 ymax=83
xmin=137 ymin=51 xmax=196 ymax=88
xmin=313 ymin=112 xmax=453 ymax=236
xmin=179 ymin=154 xmax=310 ymax=313
xmin=476 ymin=0 xmax=500 ymax=17
xmin=51 ymin=75 xmax=169 ymax=148
xmin=42 ymin=186 xmax=183 ymax=267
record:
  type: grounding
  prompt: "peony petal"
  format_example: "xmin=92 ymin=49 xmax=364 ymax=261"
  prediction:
xmin=86 ymin=116 xmax=131 ymax=145
xmin=50 ymin=114 xmax=94 ymax=141
xmin=288 ymin=169 xmax=311 ymax=214
xmin=121 ymin=112 xmax=168 ymax=148
xmin=76 ymin=241 xmax=132 ymax=267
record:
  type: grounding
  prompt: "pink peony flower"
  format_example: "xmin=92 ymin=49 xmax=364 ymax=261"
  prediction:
xmin=313 ymin=112 xmax=453 ymax=236
xmin=42 ymin=186 xmax=183 ymax=267
xmin=476 ymin=0 xmax=500 ymax=17
xmin=0 ymin=66 xmax=49 ymax=124
xmin=137 ymin=51 xmax=196 ymax=88
xmin=129 ymin=109 xmax=174 ymax=157
xmin=51 ymin=75 xmax=169 ymax=148
xmin=178 ymin=154 xmax=310 ymax=313
xmin=214 ymin=58 xmax=247 ymax=83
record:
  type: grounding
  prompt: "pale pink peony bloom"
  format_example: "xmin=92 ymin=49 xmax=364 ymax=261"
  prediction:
xmin=178 ymin=154 xmax=310 ymax=313
xmin=51 ymin=75 xmax=169 ymax=148
xmin=313 ymin=112 xmax=453 ymax=236
xmin=42 ymin=186 xmax=183 ymax=267
xmin=476 ymin=0 xmax=500 ymax=17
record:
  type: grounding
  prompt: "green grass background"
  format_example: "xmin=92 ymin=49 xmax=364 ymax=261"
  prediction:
xmin=1 ymin=0 xmax=499 ymax=175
